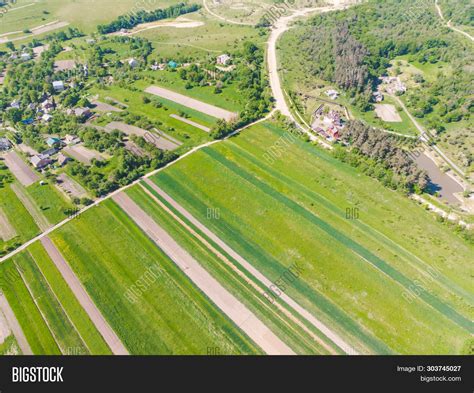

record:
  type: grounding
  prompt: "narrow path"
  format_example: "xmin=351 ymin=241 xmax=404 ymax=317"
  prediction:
xmin=0 ymin=295 xmax=33 ymax=355
xmin=142 ymin=180 xmax=358 ymax=355
xmin=39 ymin=237 xmax=128 ymax=355
xmin=435 ymin=0 xmax=473 ymax=42
xmin=202 ymin=0 xmax=254 ymax=26
xmin=112 ymin=192 xmax=294 ymax=355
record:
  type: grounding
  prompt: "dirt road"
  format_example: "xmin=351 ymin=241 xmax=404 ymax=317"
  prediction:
xmin=40 ymin=237 xmax=129 ymax=355
xmin=113 ymin=192 xmax=294 ymax=355
xmin=435 ymin=0 xmax=473 ymax=42
xmin=0 ymin=295 xmax=33 ymax=355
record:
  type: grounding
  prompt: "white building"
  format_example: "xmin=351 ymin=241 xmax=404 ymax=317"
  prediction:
xmin=216 ymin=54 xmax=231 ymax=66
xmin=325 ymin=89 xmax=339 ymax=100
xmin=52 ymin=81 xmax=65 ymax=92
xmin=21 ymin=53 xmax=32 ymax=61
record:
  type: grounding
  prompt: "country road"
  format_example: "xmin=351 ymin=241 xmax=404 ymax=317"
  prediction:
xmin=435 ymin=0 xmax=474 ymax=42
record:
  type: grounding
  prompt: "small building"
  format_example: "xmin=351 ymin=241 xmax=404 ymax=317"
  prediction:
xmin=86 ymin=38 xmax=96 ymax=45
xmin=31 ymin=154 xmax=53 ymax=169
xmin=373 ymin=91 xmax=384 ymax=102
xmin=42 ymin=113 xmax=53 ymax=122
xmin=74 ymin=107 xmax=91 ymax=118
xmin=20 ymin=53 xmax=31 ymax=61
xmin=10 ymin=100 xmax=20 ymax=109
xmin=216 ymin=54 xmax=231 ymax=66
xmin=128 ymin=58 xmax=138 ymax=68
xmin=57 ymin=153 xmax=69 ymax=167
xmin=21 ymin=118 xmax=34 ymax=125
xmin=0 ymin=138 xmax=12 ymax=151
xmin=46 ymin=137 xmax=61 ymax=148
xmin=325 ymin=89 xmax=339 ymax=100
xmin=52 ymin=81 xmax=65 ymax=92
xmin=41 ymin=99 xmax=55 ymax=112
xmin=168 ymin=60 xmax=178 ymax=69
xmin=42 ymin=147 xmax=58 ymax=157
xmin=64 ymin=134 xmax=80 ymax=145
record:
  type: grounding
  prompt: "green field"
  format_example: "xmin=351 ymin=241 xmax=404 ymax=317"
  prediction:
xmin=25 ymin=181 xmax=74 ymax=225
xmin=148 ymin=121 xmax=473 ymax=354
xmin=49 ymin=200 xmax=261 ymax=354
xmin=125 ymin=184 xmax=337 ymax=354
xmin=0 ymin=260 xmax=60 ymax=354
xmin=26 ymin=242 xmax=112 ymax=354
xmin=0 ymin=181 xmax=40 ymax=255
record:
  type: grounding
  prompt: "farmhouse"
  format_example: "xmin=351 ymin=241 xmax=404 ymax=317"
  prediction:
xmin=46 ymin=137 xmax=62 ymax=147
xmin=0 ymin=138 xmax=12 ymax=151
xmin=10 ymin=100 xmax=20 ymax=109
xmin=217 ymin=54 xmax=231 ymax=66
xmin=129 ymin=58 xmax=139 ymax=68
xmin=42 ymin=147 xmax=58 ymax=157
xmin=373 ymin=91 xmax=384 ymax=102
xmin=57 ymin=153 xmax=69 ymax=167
xmin=325 ymin=89 xmax=339 ymax=100
xmin=42 ymin=113 xmax=53 ymax=122
xmin=52 ymin=80 xmax=65 ymax=92
xmin=31 ymin=154 xmax=53 ymax=169
xmin=64 ymin=134 xmax=81 ymax=145
xmin=379 ymin=76 xmax=406 ymax=94
xmin=21 ymin=53 xmax=31 ymax=61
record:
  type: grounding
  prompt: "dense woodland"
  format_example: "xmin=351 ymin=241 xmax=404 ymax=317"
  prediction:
xmin=336 ymin=121 xmax=429 ymax=193
xmin=97 ymin=3 xmax=201 ymax=34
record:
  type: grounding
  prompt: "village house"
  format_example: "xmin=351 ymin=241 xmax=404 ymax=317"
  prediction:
xmin=57 ymin=153 xmax=69 ymax=167
xmin=42 ymin=147 xmax=58 ymax=157
xmin=42 ymin=113 xmax=53 ymax=122
xmin=52 ymin=80 xmax=65 ymax=92
xmin=0 ymin=138 xmax=12 ymax=151
xmin=373 ymin=91 xmax=384 ymax=102
xmin=216 ymin=54 xmax=231 ymax=66
xmin=64 ymin=134 xmax=81 ymax=145
xmin=128 ymin=58 xmax=138 ymax=68
xmin=20 ymin=53 xmax=31 ymax=61
xmin=46 ymin=137 xmax=61 ymax=148
xmin=10 ymin=100 xmax=20 ymax=109
xmin=31 ymin=154 xmax=53 ymax=169
xmin=379 ymin=76 xmax=406 ymax=94
xmin=41 ymin=99 xmax=55 ymax=113
xmin=325 ymin=89 xmax=339 ymax=100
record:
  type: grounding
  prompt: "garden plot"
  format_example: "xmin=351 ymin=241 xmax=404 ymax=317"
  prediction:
xmin=56 ymin=173 xmax=88 ymax=199
xmin=145 ymin=86 xmax=238 ymax=121
xmin=54 ymin=59 xmax=76 ymax=72
xmin=63 ymin=145 xmax=104 ymax=165
xmin=91 ymin=100 xmax=123 ymax=112
xmin=374 ymin=104 xmax=402 ymax=122
xmin=0 ymin=208 xmax=16 ymax=241
xmin=170 ymin=114 xmax=210 ymax=132
xmin=3 ymin=151 xmax=39 ymax=186
xmin=105 ymin=122 xmax=181 ymax=151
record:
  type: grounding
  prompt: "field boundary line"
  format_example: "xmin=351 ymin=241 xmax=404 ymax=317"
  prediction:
xmin=0 ymin=293 xmax=33 ymax=355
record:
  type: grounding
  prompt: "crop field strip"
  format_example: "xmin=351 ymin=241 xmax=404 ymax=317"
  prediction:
xmin=0 ymin=260 xmax=60 ymax=354
xmin=151 ymin=122 xmax=472 ymax=354
xmin=113 ymin=191 xmax=294 ymax=355
xmin=135 ymin=180 xmax=354 ymax=355
xmin=12 ymin=251 xmax=89 ymax=354
xmin=128 ymin=183 xmax=339 ymax=355
xmin=49 ymin=200 xmax=262 ymax=355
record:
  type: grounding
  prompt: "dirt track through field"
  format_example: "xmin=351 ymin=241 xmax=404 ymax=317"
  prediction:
xmin=40 ymin=237 xmax=128 ymax=355
xmin=3 ymin=151 xmax=38 ymax=186
xmin=145 ymin=86 xmax=237 ymax=121
xmin=112 ymin=191 xmax=294 ymax=355
xmin=0 ymin=295 xmax=33 ymax=355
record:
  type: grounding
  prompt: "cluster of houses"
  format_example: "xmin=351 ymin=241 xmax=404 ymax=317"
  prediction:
xmin=379 ymin=76 xmax=407 ymax=95
xmin=29 ymin=135 xmax=79 ymax=170
xmin=312 ymin=106 xmax=345 ymax=141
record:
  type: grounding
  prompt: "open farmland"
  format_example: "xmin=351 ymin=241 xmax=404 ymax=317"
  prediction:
xmin=148 ymin=121 xmax=473 ymax=355
xmin=49 ymin=200 xmax=262 ymax=355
